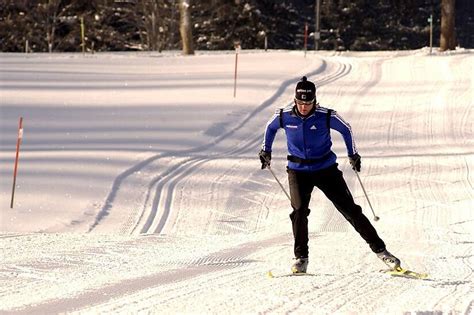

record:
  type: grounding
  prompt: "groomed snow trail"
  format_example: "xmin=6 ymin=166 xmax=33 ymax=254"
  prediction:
xmin=0 ymin=50 xmax=473 ymax=314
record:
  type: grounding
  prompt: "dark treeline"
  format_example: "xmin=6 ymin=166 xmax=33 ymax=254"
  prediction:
xmin=0 ymin=0 xmax=472 ymax=52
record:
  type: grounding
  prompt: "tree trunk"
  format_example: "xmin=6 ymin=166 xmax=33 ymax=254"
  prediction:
xmin=179 ymin=0 xmax=194 ymax=55
xmin=440 ymin=0 xmax=456 ymax=51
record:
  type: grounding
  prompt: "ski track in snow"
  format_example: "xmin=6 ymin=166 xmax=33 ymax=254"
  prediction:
xmin=89 ymin=55 xmax=351 ymax=236
xmin=1 ymin=49 xmax=473 ymax=314
xmin=142 ymin=58 xmax=351 ymax=236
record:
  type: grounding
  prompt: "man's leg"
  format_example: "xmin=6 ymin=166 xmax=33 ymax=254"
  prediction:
xmin=287 ymin=169 xmax=313 ymax=258
xmin=315 ymin=165 xmax=385 ymax=253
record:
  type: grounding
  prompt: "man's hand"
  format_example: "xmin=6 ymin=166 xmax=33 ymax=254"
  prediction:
xmin=349 ymin=153 xmax=361 ymax=172
xmin=259 ymin=150 xmax=271 ymax=169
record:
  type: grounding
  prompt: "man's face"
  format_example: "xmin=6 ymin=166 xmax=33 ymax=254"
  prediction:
xmin=295 ymin=99 xmax=314 ymax=116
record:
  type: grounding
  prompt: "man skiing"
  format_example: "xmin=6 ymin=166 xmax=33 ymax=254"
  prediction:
xmin=259 ymin=76 xmax=400 ymax=274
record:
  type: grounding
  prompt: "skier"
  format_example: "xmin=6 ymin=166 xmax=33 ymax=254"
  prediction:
xmin=259 ymin=76 xmax=400 ymax=274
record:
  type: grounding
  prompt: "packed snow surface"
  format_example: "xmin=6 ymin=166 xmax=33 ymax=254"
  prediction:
xmin=0 ymin=49 xmax=473 ymax=314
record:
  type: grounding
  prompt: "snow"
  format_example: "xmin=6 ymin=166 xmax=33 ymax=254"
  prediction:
xmin=0 ymin=48 xmax=473 ymax=314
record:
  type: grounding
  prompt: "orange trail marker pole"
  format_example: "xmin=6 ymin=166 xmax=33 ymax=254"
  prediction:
xmin=10 ymin=117 xmax=24 ymax=208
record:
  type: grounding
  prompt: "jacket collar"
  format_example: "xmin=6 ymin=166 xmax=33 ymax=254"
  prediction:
xmin=292 ymin=105 xmax=316 ymax=119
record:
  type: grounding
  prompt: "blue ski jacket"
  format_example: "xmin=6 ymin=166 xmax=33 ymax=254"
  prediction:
xmin=261 ymin=105 xmax=358 ymax=172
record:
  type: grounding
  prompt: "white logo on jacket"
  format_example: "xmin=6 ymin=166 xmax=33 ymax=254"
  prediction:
xmin=310 ymin=125 xmax=317 ymax=130
xmin=286 ymin=125 xmax=298 ymax=129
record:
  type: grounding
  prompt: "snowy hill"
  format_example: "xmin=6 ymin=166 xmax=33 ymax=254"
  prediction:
xmin=0 ymin=49 xmax=473 ymax=314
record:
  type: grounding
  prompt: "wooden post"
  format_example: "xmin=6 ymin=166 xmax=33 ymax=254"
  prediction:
xmin=80 ymin=16 xmax=85 ymax=54
xmin=429 ymin=14 xmax=433 ymax=54
xmin=233 ymin=43 xmax=240 ymax=98
xmin=315 ymin=0 xmax=321 ymax=51
xmin=304 ymin=22 xmax=308 ymax=57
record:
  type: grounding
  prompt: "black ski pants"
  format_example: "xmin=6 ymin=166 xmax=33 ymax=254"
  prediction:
xmin=287 ymin=163 xmax=385 ymax=258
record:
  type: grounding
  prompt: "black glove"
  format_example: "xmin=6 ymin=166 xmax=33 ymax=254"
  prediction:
xmin=259 ymin=150 xmax=271 ymax=169
xmin=349 ymin=153 xmax=361 ymax=172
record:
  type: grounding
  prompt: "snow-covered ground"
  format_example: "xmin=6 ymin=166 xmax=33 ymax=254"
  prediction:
xmin=0 ymin=48 xmax=473 ymax=314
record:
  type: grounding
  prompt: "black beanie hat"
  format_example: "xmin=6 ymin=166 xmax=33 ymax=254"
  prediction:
xmin=295 ymin=76 xmax=316 ymax=102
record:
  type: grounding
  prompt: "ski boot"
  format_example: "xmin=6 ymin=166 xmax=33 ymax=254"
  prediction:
xmin=291 ymin=257 xmax=308 ymax=274
xmin=376 ymin=249 xmax=401 ymax=270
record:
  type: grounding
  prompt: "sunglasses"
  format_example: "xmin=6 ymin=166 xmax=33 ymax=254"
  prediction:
xmin=295 ymin=99 xmax=314 ymax=106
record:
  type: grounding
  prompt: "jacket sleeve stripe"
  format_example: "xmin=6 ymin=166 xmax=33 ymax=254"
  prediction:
xmin=332 ymin=112 xmax=357 ymax=155
xmin=261 ymin=113 xmax=280 ymax=152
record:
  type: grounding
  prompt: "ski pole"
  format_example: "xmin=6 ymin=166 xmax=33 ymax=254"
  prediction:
xmin=267 ymin=165 xmax=291 ymax=201
xmin=354 ymin=170 xmax=380 ymax=221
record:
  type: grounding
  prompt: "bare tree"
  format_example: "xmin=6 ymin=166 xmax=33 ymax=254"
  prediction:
xmin=45 ymin=0 xmax=61 ymax=52
xmin=179 ymin=0 xmax=194 ymax=54
xmin=141 ymin=0 xmax=168 ymax=51
xmin=41 ymin=0 xmax=75 ymax=52
xmin=440 ymin=0 xmax=456 ymax=51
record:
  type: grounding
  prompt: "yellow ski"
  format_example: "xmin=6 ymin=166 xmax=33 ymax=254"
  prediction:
xmin=267 ymin=270 xmax=316 ymax=278
xmin=381 ymin=267 xmax=429 ymax=280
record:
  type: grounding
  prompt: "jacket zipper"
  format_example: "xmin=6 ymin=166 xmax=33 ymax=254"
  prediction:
xmin=301 ymin=118 xmax=307 ymax=158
